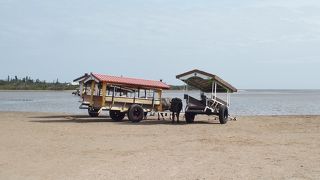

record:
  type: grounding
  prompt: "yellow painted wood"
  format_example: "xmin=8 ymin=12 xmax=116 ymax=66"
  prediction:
xmin=90 ymin=81 xmax=95 ymax=106
xmin=105 ymin=96 xmax=161 ymax=105
xmin=101 ymin=82 xmax=107 ymax=107
xmin=80 ymin=81 xmax=84 ymax=97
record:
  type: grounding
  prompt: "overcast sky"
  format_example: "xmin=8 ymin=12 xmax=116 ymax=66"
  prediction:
xmin=1 ymin=0 xmax=320 ymax=89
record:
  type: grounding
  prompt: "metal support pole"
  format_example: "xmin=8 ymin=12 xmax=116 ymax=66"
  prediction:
xmin=214 ymin=82 xmax=217 ymax=101
xmin=211 ymin=81 xmax=214 ymax=99
xmin=226 ymin=90 xmax=229 ymax=107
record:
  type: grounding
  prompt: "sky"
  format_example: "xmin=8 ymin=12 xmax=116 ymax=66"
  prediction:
xmin=1 ymin=0 xmax=320 ymax=89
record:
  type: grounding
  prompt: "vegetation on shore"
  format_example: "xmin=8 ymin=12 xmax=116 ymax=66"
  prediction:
xmin=169 ymin=85 xmax=197 ymax=90
xmin=169 ymin=85 xmax=185 ymax=90
xmin=0 ymin=76 xmax=77 ymax=90
xmin=0 ymin=76 xmax=194 ymax=91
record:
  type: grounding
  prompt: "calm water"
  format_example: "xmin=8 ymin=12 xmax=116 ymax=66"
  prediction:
xmin=0 ymin=90 xmax=319 ymax=116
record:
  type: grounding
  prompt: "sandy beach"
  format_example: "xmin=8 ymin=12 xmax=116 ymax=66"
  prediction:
xmin=0 ymin=112 xmax=319 ymax=180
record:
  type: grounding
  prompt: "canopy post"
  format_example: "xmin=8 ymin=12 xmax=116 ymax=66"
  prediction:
xmin=214 ymin=81 xmax=217 ymax=101
xmin=79 ymin=81 xmax=84 ymax=98
xmin=84 ymin=83 xmax=88 ymax=94
xmin=226 ymin=89 xmax=229 ymax=107
xmin=101 ymin=82 xmax=107 ymax=107
xmin=157 ymin=89 xmax=162 ymax=111
xmin=133 ymin=90 xmax=136 ymax=103
xmin=90 ymin=81 xmax=95 ymax=106
xmin=211 ymin=81 xmax=214 ymax=99
xmin=112 ymin=86 xmax=116 ymax=105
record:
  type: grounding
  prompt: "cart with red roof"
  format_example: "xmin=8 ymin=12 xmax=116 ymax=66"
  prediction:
xmin=73 ymin=73 xmax=170 ymax=123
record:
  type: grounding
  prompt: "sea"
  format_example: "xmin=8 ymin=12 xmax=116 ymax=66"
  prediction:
xmin=0 ymin=90 xmax=319 ymax=116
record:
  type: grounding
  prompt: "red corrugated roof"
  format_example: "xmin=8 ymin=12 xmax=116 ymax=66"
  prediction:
xmin=91 ymin=73 xmax=170 ymax=90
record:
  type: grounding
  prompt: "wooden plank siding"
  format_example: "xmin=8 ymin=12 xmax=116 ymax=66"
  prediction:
xmin=83 ymin=94 xmax=161 ymax=111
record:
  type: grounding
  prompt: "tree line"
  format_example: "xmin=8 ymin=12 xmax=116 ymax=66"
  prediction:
xmin=0 ymin=75 xmax=196 ymax=91
xmin=169 ymin=85 xmax=197 ymax=90
xmin=0 ymin=75 xmax=77 ymax=90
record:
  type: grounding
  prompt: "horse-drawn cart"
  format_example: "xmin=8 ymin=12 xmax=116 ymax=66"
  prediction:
xmin=74 ymin=70 xmax=236 ymax=124
xmin=176 ymin=69 xmax=237 ymax=124
xmin=74 ymin=73 xmax=170 ymax=123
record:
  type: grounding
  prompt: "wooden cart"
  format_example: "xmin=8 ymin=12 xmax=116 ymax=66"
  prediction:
xmin=74 ymin=73 xmax=170 ymax=123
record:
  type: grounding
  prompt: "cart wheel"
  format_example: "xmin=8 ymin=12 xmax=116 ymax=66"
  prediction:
xmin=128 ymin=104 xmax=144 ymax=123
xmin=88 ymin=108 xmax=99 ymax=117
xmin=110 ymin=110 xmax=126 ymax=121
xmin=185 ymin=112 xmax=195 ymax=123
xmin=219 ymin=105 xmax=229 ymax=124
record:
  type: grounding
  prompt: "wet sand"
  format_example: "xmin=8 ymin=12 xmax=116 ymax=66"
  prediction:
xmin=0 ymin=112 xmax=319 ymax=180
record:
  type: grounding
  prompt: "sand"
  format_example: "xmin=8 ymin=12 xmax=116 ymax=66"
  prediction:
xmin=0 ymin=112 xmax=319 ymax=180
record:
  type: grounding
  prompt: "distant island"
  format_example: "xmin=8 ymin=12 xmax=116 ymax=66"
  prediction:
xmin=0 ymin=76 xmax=77 ymax=90
xmin=0 ymin=76 xmax=193 ymax=91
xmin=168 ymin=85 xmax=197 ymax=90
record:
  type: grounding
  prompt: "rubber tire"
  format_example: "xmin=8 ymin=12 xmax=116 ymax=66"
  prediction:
xmin=127 ymin=104 xmax=144 ymax=123
xmin=88 ymin=108 xmax=99 ymax=117
xmin=110 ymin=110 xmax=126 ymax=121
xmin=185 ymin=112 xmax=195 ymax=123
xmin=219 ymin=105 xmax=229 ymax=124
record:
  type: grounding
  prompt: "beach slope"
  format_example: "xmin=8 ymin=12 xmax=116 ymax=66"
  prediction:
xmin=0 ymin=112 xmax=319 ymax=180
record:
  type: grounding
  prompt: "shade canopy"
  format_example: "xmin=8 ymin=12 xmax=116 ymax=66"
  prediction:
xmin=176 ymin=69 xmax=237 ymax=93
xmin=73 ymin=73 xmax=89 ymax=83
xmin=74 ymin=73 xmax=170 ymax=90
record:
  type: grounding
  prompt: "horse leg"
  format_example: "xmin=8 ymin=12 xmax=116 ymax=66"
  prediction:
xmin=177 ymin=112 xmax=180 ymax=123
xmin=172 ymin=112 xmax=175 ymax=123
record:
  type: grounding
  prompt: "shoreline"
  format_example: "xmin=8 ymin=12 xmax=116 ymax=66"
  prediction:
xmin=1 ymin=110 xmax=320 ymax=117
xmin=0 ymin=89 xmax=74 ymax=92
xmin=1 ymin=89 xmax=320 ymax=91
